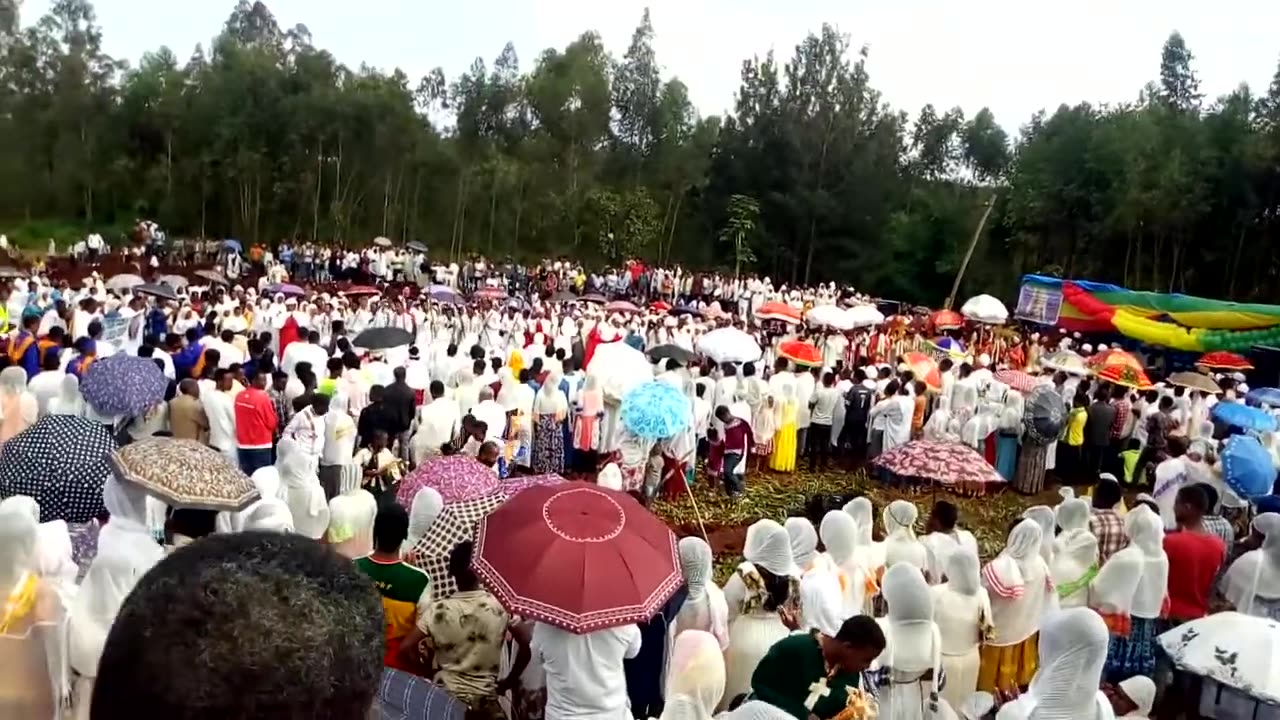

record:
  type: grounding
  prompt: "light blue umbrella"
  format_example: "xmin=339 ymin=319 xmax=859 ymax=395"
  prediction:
xmin=1246 ymin=387 xmax=1280 ymax=408
xmin=1222 ymin=435 xmax=1278 ymax=499
xmin=619 ymin=381 xmax=691 ymax=440
xmin=1212 ymin=401 xmax=1279 ymax=433
xmin=222 ymin=238 xmax=242 ymax=252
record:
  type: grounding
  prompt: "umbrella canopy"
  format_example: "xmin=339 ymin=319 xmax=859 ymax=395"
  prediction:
xmin=805 ymin=305 xmax=853 ymax=331
xmin=353 ymin=327 xmax=413 ymax=351
xmin=1039 ymin=349 xmax=1091 ymax=376
xmin=1088 ymin=348 xmax=1142 ymax=371
xmin=960 ymin=294 xmax=1008 ymax=324
xmin=397 ymin=456 xmax=501 ymax=506
xmin=373 ymin=236 xmax=392 ymax=247
xmin=550 ymin=290 xmax=577 ymax=304
xmin=404 ymin=493 xmax=505 ymax=601
xmin=0 ymin=266 xmax=25 ymax=279
xmin=428 ymin=284 xmax=462 ymax=304
xmin=755 ymin=302 xmax=802 ymax=324
xmin=267 ymin=283 xmax=306 ymax=297
xmin=472 ymin=482 xmax=681 ymax=634
xmin=930 ymin=309 xmax=965 ymax=331
xmin=1197 ymin=351 xmax=1254 ymax=371
xmin=0 ymin=415 xmax=116 ymax=522
xmin=649 ymin=300 xmax=671 ymax=313
xmin=110 ymin=438 xmax=258 ymax=511
xmin=194 ymin=269 xmax=227 ymax=285
xmin=1221 ymin=435 xmax=1277 ymax=499
xmin=1095 ymin=362 xmax=1152 ymax=389
xmin=902 ymin=351 xmax=942 ymax=391
xmin=406 ymin=240 xmax=428 ymax=253
xmin=927 ymin=337 xmax=966 ymax=359
xmin=343 ymin=286 xmax=381 ymax=297
xmin=222 ymin=239 xmax=242 ymax=252
xmin=1212 ymin=402 xmax=1279 ymax=433
xmin=846 ymin=305 xmax=886 ymax=328
xmin=647 ymin=344 xmax=695 ymax=365
xmin=697 ymin=327 xmax=762 ymax=364
xmin=502 ymin=473 xmax=567 ymax=495
xmin=778 ymin=339 xmax=822 ymax=367
xmin=474 ymin=287 xmax=508 ymax=300
xmin=670 ymin=306 xmax=702 ymax=317
xmin=993 ymin=369 xmax=1039 ymax=394
xmin=619 ymin=382 xmax=691 ymax=440
xmin=1167 ymin=371 xmax=1222 ymax=395
xmin=605 ymin=300 xmax=640 ymax=314
xmin=105 ymin=273 xmax=145 ymax=291
xmin=157 ymin=274 xmax=188 ymax=288
xmin=80 ymin=353 xmax=169 ymax=417
xmin=1023 ymin=385 xmax=1067 ymax=444
xmin=581 ymin=293 xmax=607 ymax=304
xmin=1159 ymin=612 xmax=1280 ymax=706
xmin=588 ymin=342 xmax=654 ymax=403
xmin=872 ymin=440 xmax=1007 ymax=494
xmin=134 ymin=283 xmax=179 ymax=302
xmin=1246 ymin=387 xmax=1280 ymax=408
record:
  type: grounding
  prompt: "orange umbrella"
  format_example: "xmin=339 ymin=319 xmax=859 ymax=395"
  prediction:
xmin=903 ymin=351 xmax=942 ymax=391
xmin=778 ymin=339 xmax=823 ymax=367
xmin=930 ymin=309 xmax=965 ymax=332
xmin=1095 ymin=362 xmax=1152 ymax=390
xmin=756 ymin=301 xmax=801 ymax=324
xmin=1196 ymin=351 xmax=1253 ymax=371
xmin=1088 ymin=348 xmax=1142 ymax=371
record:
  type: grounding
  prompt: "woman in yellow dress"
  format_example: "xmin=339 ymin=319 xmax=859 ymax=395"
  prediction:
xmin=0 ymin=505 xmax=63 ymax=719
xmin=770 ymin=384 xmax=798 ymax=472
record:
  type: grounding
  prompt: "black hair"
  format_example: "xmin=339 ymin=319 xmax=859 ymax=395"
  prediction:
xmin=448 ymin=541 xmax=478 ymax=590
xmin=430 ymin=380 xmax=445 ymax=399
xmin=1196 ymin=483 xmax=1220 ymax=513
xmin=931 ymin=501 xmax=958 ymax=531
xmin=835 ymin=615 xmax=887 ymax=651
xmin=91 ymin=532 xmax=384 ymax=720
xmin=168 ymin=508 xmax=218 ymax=541
xmin=1176 ymin=484 xmax=1209 ymax=515
xmin=1093 ymin=477 xmax=1122 ymax=509
xmin=373 ymin=503 xmax=410 ymax=553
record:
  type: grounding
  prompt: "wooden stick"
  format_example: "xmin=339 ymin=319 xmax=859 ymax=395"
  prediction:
xmin=684 ymin=469 xmax=710 ymax=544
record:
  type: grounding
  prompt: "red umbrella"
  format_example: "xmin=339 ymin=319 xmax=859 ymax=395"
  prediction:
xmin=1087 ymin=348 xmax=1142 ymax=371
xmin=1095 ymin=362 xmax=1153 ymax=390
xmin=1197 ymin=351 xmax=1254 ymax=371
xmin=606 ymin=300 xmax=640 ymax=314
xmin=930 ymin=309 xmax=965 ymax=332
xmin=472 ymin=482 xmax=681 ymax=634
xmin=778 ymin=339 xmax=822 ymax=367
xmin=343 ymin=285 xmax=381 ymax=297
xmin=756 ymin=301 xmax=802 ymax=324
xmin=474 ymin=287 xmax=508 ymax=300
xmin=902 ymin=351 xmax=942 ymax=391
xmin=649 ymin=300 xmax=672 ymax=313
xmin=993 ymin=369 xmax=1039 ymax=394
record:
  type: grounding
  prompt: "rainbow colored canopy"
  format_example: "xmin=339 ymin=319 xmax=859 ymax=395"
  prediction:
xmin=1016 ymin=275 xmax=1280 ymax=353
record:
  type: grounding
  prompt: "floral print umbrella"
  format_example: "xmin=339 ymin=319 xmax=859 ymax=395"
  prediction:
xmin=993 ymin=369 xmax=1039 ymax=394
xmin=871 ymin=440 xmax=1006 ymax=495
xmin=396 ymin=455 xmax=500 ymax=506
xmin=81 ymin=353 xmax=170 ymax=417
xmin=503 ymin=473 xmax=567 ymax=495
xmin=1094 ymin=362 xmax=1152 ymax=389
xmin=110 ymin=438 xmax=259 ymax=512
xmin=0 ymin=415 xmax=116 ymax=522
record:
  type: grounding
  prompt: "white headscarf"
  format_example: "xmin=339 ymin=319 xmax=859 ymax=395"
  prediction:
xmin=1008 ymin=608 xmax=1114 ymax=720
xmin=844 ymin=496 xmax=885 ymax=572
xmin=883 ymin=500 xmax=927 ymax=571
xmin=786 ymin=517 xmax=818 ymax=571
xmin=403 ymin=488 xmax=444 ymax=556
xmin=597 ymin=462 xmax=623 ymax=491
xmin=0 ymin=365 xmax=26 ymax=396
xmin=0 ymin=505 xmax=38 ymax=592
xmin=742 ymin=519 xmax=796 ymax=577
xmin=945 ymin=546 xmax=983 ymax=596
xmin=799 ymin=571 xmax=844 ymax=637
xmin=660 ymin=630 xmax=725 ymax=720
xmin=48 ymin=373 xmax=85 ymax=417
xmin=239 ymin=499 xmax=294 ymax=533
xmin=327 ymin=490 xmax=377 ymax=559
xmin=97 ymin=476 xmax=165 ymax=571
xmin=1050 ymin=528 xmax=1098 ymax=608
xmin=276 ymin=437 xmax=328 ymax=540
xmin=496 ymin=367 xmax=521 ymax=412
xmin=0 ymin=496 xmax=75 ymax=585
xmin=1116 ymin=676 xmax=1155 ymax=719
xmin=1022 ymin=506 xmax=1057 ymax=565
xmin=1222 ymin=512 xmax=1280 ymax=612
xmin=1054 ymin=494 xmax=1091 ymax=534
xmin=1087 ymin=545 xmax=1143 ymax=617
xmin=69 ymin=545 xmax=151 ymax=676
xmin=1124 ymin=506 xmax=1169 ymax=620
xmin=534 ymin=370 xmax=568 ymax=417
xmin=216 ymin=465 xmax=283 ymax=534
xmin=982 ymin=518 xmax=1044 ymax=599
xmin=677 ymin=537 xmax=729 ymax=647
xmin=877 ymin=564 xmax=943 ymax=720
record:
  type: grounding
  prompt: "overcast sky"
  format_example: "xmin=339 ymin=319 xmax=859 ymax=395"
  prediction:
xmin=22 ymin=0 xmax=1280 ymax=133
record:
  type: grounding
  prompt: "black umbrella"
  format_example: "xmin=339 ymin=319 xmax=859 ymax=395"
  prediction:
xmin=550 ymin=290 xmax=577 ymax=303
xmin=195 ymin=269 xmax=228 ymax=285
xmin=353 ymin=326 xmax=414 ymax=350
xmin=407 ymin=240 xmax=428 ymax=253
xmin=0 ymin=415 xmax=116 ymax=522
xmin=647 ymin=344 xmax=695 ymax=365
xmin=135 ymin=282 xmax=179 ymax=301
xmin=1023 ymin=385 xmax=1067 ymax=444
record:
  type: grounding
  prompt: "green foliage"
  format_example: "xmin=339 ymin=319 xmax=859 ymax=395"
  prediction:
xmin=719 ymin=194 xmax=760 ymax=276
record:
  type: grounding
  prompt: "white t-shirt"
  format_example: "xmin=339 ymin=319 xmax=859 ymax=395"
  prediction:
xmin=532 ymin=622 xmax=642 ymax=720
xmin=809 ymin=386 xmax=842 ymax=425
xmin=1153 ymin=456 xmax=1189 ymax=530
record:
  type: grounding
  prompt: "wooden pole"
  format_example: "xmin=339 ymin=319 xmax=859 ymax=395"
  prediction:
xmin=944 ymin=192 xmax=998 ymax=310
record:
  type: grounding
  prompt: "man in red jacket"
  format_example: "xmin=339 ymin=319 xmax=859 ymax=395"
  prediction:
xmin=235 ymin=368 xmax=279 ymax=475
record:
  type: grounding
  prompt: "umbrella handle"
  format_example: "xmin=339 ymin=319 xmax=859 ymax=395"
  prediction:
xmin=682 ymin=469 xmax=710 ymax=546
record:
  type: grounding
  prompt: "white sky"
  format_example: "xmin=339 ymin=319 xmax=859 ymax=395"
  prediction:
xmin=22 ymin=0 xmax=1280 ymax=133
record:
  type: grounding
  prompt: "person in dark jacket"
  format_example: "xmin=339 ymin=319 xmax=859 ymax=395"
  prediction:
xmin=384 ymin=367 xmax=418 ymax=464
xmin=624 ymin=584 xmax=688 ymax=719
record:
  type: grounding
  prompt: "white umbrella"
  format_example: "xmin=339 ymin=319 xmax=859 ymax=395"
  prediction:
xmin=697 ymin=327 xmax=762 ymax=364
xmin=961 ymin=294 xmax=1009 ymax=324
xmin=105 ymin=274 xmax=145 ymax=292
xmin=1039 ymin=349 xmax=1091 ymax=376
xmin=845 ymin=304 xmax=885 ymax=329
xmin=805 ymin=305 xmax=853 ymax=331
xmin=1158 ymin=612 xmax=1280 ymax=705
xmin=588 ymin=342 xmax=653 ymax=403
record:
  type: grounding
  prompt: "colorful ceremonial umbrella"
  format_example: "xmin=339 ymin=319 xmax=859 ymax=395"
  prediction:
xmin=397 ymin=456 xmax=501 ymax=506
xmin=472 ymin=482 xmax=682 ymax=634
xmin=404 ymin=493 xmax=505 ymax=601
xmin=474 ymin=287 xmax=508 ymax=300
xmin=620 ymin=382 xmax=691 ymax=440
xmin=1088 ymin=348 xmax=1142 ymax=371
xmin=902 ymin=351 xmax=942 ymax=391
xmin=0 ymin=415 xmax=116 ymax=523
xmin=778 ymin=339 xmax=823 ymax=367
xmin=756 ymin=302 xmax=802 ymax=324
xmin=1167 ymin=371 xmax=1222 ymax=395
xmin=1039 ymin=349 xmax=1091 ymax=376
xmin=1197 ymin=351 xmax=1254 ymax=371
xmin=344 ymin=286 xmax=381 ymax=297
xmin=871 ymin=440 xmax=1007 ymax=495
xmin=650 ymin=300 xmax=672 ymax=313
xmin=1221 ymin=435 xmax=1277 ymax=499
xmin=930 ymin=309 xmax=965 ymax=332
xmin=1094 ymin=362 xmax=1152 ymax=390
xmin=993 ymin=369 xmax=1039 ymax=394
xmin=110 ymin=438 xmax=258 ymax=512
xmin=697 ymin=327 xmax=762 ymax=364
xmin=80 ymin=353 xmax=170 ymax=417
xmin=1211 ymin=402 xmax=1279 ymax=433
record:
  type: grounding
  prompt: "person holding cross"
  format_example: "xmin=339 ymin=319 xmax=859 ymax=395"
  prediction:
xmin=747 ymin=615 xmax=886 ymax=719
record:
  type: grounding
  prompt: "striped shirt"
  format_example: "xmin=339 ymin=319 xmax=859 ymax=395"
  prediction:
xmin=374 ymin=668 xmax=465 ymax=720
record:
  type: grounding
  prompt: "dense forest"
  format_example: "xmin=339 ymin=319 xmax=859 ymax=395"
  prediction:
xmin=2 ymin=0 xmax=1280 ymax=306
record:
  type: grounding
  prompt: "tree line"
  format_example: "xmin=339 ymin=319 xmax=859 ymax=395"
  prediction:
xmin=2 ymin=0 xmax=1280 ymax=306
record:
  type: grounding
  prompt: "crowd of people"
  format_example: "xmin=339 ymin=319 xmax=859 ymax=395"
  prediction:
xmin=0 ymin=239 xmax=1278 ymax=720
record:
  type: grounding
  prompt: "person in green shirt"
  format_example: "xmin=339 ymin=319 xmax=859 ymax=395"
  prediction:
xmin=749 ymin=615 xmax=886 ymax=720
xmin=354 ymin=503 xmax=430 ymax=674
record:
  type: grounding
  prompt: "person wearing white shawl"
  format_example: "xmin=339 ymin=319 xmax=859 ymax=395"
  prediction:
xmin=660 ymin=630 xmax=726 ymax=720
xmin=1112 ymin=676 xmax=1155 ymax=719
xmin=275 ymin=437 xmax=329 ymax=540
xmin=96 ymin=475 xmax=166 ymax=572
xmin=959 ymin=400 xmax=1001 ymax=455
xmin=215 ymin=464 xmax=282 ymax=534
xmin=797 ymin=570 xmax=846 ymax=652
xmin=0 ymin=366 xmax=37 ymax=441
xmin=47 ymin=373 xmax=86 ymax=417
xmin=597 ymin=462 xmax=624 ymax=491
xmin=238 ymin=498 xmax=294 ymax=533
xmin=1049 ymin=494 xmax=1098 ymax=608
xmin=818 ymin=510 xmax=870 ymax=618
xmin=883 ymin=500 xmax=927 ymax=574
xmin=978 ymin=519 xmax=1050 ymax=696
xmin=401 ymin=488 xmax=444 ymax=556
xmin=995 ymin=607 xmax=1115 ymax=720
xmin=68 ymin=543 xmax=148 ymax=720
xmin=326 ymin=490 xmax=378 ymax=559
xmin=532 ymin=370 xmax=570 ymax=474
xmin=721 ymin=519 xmax=796 ymax=710
xmin=1087 ymin=540 xmax=1143 ymax=643
xmin=0 ymin=496 xmax=77 ymax=590
xmin=453 ymin=368 xmax=481 ymax=415
xmin=1021 ymin=505 xmax=1057 ymax=566
xmin=675 ymin=537 xmax=729 ymax=650
xmin=923 ymin=395 xmax=960 ymax=443
xmin=1098 ymin=505 xmax=1166 ymax=683
xmin=930 ymin=548 xmax=991 ymax=711
xmin=785 ymin=517 xmax=819 ymax=575
xmin=717 ymin=700 xmax=796 ymax=720
xmin=844 ymin=496 xmax=886 ymax=578
xmin=873 ymin=564 xmax=947 ymax=720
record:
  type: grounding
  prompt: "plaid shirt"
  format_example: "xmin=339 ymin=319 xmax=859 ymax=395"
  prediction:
xmin=374 ymin=669 xmax=465 ymax=720
xmin=1090 ymin=508 xmax=1128 ymax=564
xmin=1202 ymin=515 xmax=1236 ymax=548
xmin=1110 ymin=398 xmax=1132 ymax=440
xmin=268 ymin=388 xmax=293 ymax=440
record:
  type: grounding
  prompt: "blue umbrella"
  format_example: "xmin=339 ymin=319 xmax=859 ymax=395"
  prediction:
xmin=1222 ymin=435 xmax=1278 ymax=499
xmin=1247 ymin=387 xmax=1280 ymax=408
xmin=619 ymin=381 xmax=691 ymax=440
xmin=428 ymin=284 xmax=462 ymax=304
xmin=80 ymin=353 xmax=170 ymax=417
xmin=222 ymin=238 xmax=242 ymax=252
xmin=1211 ymin=401 xmax=1279 ymax=433
xmin=267 ymin=283 xmax=306 ymax=297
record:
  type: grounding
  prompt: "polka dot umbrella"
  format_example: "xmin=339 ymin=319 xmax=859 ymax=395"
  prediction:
xmin=80 ymin=353 xmax=170 ymax=417
xmin=0 ymin=415 xmax=116 ymax=522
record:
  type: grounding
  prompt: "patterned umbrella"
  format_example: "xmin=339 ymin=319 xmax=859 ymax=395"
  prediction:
xmin=1221 ymin=435 xmax=1277 ymax=499
xmin=396 ymin=456 xmax=501 ymax=506
xmin=404 ymin=493 xmax=505 ymax=600
xmin=993 ymin=369 xmax=1040 ymax=394
xmin=778 ymin=340 xmax=823 ymax=367
xmin=1167 ymin=371 xmax=1222 ymax=395
xmin=1197 ymin=351 xmax=1254 ymax=371
xmin=1212 ymin=402 xmax=1279 ymax=433
xmin=1094 ymin=362 xmax=1152 ymax=389
xmin=1088 ymin=348 xmax=1142 ymax=371
xmin=267 ymin=283 xmax=305 ymax=297
xmin=0 ymin=415 xmax=116 ymax=522
xmin=1159 ymin=613 xmax=1280 ymax=706
xmin=473 ymin=482 xmax=682 ymax=634
xmin=755 ymin=302 xmax=802 ymax=324
xmin=1023 ymin=385 xmax=1066 ymax=444
xmin=620 ymin=381 xmax=691 ymax=440
xmin=871 ymin=440 xmax=1006 ymax=495
xmin=928 ymin=337 xmax=966 ymax=359
xmin=1039 ymin=349 xmax=1091 ymax=376
xmin=80 ymin=352 xmax=169 ymax=417
xmin=930 ymin=309 xmax=965 ymax=332
xmin=502 ymin=473 xmax=567 ymax=495
xmin=110 ymin=438 xmax=259 ymax=511
xmin=606 ymin=300 xmax=640 ymax=314
xmin=353 ymin=327 xmax=413 ymax=350
xmin=902 ymin=352 xmax=942 ymax=391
